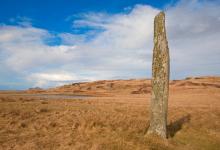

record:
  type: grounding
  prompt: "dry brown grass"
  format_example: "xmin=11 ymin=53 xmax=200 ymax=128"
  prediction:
xmin=1 ymin=77 xmax=220 ymax=150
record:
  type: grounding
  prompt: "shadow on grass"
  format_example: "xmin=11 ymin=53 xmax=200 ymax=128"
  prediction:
xmin=167 ymin=114 xmax=191 ymax=137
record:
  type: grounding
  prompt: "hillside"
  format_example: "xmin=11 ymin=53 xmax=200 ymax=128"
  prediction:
xmin=27 ymin=76 xmax=220 ymax=96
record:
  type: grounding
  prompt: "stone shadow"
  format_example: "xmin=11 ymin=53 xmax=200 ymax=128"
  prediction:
xmin=167 ymin=114 xmax=191 ymax=137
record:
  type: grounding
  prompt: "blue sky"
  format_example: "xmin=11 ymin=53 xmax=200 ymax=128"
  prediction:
xmin=0 ymin=0 xmax=220 ymax=90
xmin=0 ymin=0 xmax=176 ymax=34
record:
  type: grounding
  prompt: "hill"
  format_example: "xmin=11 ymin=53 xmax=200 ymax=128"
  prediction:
xmin=27 ymin=76 xmax=220 ymax=96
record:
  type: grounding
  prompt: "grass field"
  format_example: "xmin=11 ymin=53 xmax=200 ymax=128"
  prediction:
xmin=1 ymin=77 xmax=220 ymax=150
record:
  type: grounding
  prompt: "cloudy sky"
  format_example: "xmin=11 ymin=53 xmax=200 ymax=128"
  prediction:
xmin=0 ymin=0 xmax=220 ymax=90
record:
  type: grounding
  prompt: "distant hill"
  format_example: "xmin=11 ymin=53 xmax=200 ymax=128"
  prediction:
xmin=26 ymin=76 xmax=220 ymax=96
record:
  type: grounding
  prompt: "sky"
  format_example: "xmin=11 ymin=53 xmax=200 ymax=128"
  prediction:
xmin=0 ymin=0 xmax=220 ymax=90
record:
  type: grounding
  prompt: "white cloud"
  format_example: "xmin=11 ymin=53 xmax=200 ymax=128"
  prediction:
xmin=0 ymin=0 xmax=220 ymax=89
xmin=73 ymin=12 xmax=113 ymax=29
xmin=166 ymin=0 xmax=220 ymax=77
xmin=59 ymin=33 xmax=86 ymax=45
xmin=0 ymin=25 xmax=77 ymax=71
xmin=27 ymin=71 xmax=97 ymax=87
xmin=29 ymin=72 xmax=77 ymax=82
xmin=0 ymin=25 xmax=48 ymax=43
xmin=66 ymin=4 xmax=159 ymax=72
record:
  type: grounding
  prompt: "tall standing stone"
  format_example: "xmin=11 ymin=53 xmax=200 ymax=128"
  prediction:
xmin=147 ymin=12 xmax=170 ymax=138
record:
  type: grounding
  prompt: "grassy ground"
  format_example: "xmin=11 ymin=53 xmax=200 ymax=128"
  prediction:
xmin=0 ymin=87 xmax=220 ymax=150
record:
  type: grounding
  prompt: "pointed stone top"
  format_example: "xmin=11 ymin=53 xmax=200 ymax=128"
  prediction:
xmin=154 ymin=11 xmax=166 ymax=43
xmin=154 ymin=11 xmax=165 ymax=28
xmin=155 ymin=11 xmax=165 ymax=19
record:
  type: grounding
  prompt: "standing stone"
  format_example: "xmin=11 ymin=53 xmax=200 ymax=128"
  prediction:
xmin=147 ymin=12 xmax=170 ymax=138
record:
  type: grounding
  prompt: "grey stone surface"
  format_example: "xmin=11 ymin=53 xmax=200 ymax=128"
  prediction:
xmin=147 ymin=11 xmax=170 ymax=138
